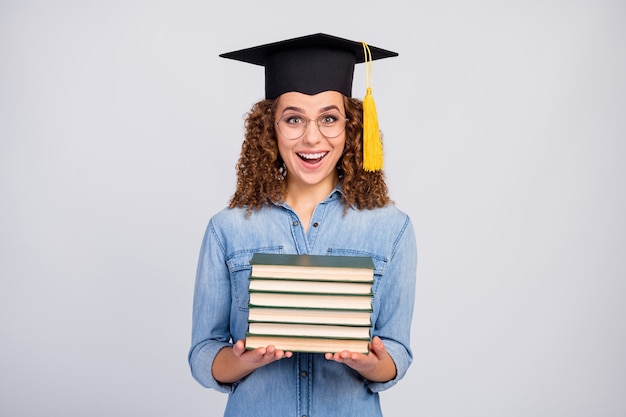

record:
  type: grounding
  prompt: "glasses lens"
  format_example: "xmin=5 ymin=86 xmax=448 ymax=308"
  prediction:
xmin=276 ymin=112 xmax=347 ymax=140
xmin=277 ymin=114 xmax=307 ymax=139
xmin=317 ymin=112 xmax=346 ymax=138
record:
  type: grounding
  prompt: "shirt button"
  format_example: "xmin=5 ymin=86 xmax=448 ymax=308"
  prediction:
xmin=312 ymin=222 xmax=319 ymax=227
xmin=292 ymin=220 xmax=299 ymax=227
xmin=300 ymin=371 xmax=308 ymax=378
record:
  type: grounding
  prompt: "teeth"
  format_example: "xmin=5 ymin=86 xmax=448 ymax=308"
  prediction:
xmin=298 ymin=152 xmax=327 ymax=159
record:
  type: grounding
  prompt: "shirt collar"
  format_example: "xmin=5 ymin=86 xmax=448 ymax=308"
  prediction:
xmin=273 ymin=182 xmax=345 ymax=208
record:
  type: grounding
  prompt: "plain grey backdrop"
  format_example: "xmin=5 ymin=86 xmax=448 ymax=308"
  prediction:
xmin=1 ymin=0 xmax=624 ymax=416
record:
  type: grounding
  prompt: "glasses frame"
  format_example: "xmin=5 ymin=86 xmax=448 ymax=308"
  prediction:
xmin=275 ymin=112 xmax=349 ymax=140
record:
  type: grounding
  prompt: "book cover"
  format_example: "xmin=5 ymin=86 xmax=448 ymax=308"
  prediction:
xmin=248 ymin=278 xmax=373 ymax=295
xmin=245 ymin=334 xmax=370 ymax=354
xmin=248 ymin=307 xmax=372 ymax=326
xmin=248 ymin=321 xmax=371 ymax=339
xmin=248 ymin=291 xmax=373 ymax=311
xmin=250 ymin=253 xmax=375 ymax=282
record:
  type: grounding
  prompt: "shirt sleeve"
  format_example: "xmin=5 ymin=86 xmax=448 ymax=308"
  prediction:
xmin=188 ymin=219 xmax=234 ymax=393
xmin=367 ymin=215 xmax=417 ymax=393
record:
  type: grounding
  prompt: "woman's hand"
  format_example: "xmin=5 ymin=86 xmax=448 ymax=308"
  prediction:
xmin=324 ymin=336 xmax=397 ymax=383
xmin=232 ymin=339 xmax=293 ymax=365
xmin=212 ymin=339 xmax=292 ymax=384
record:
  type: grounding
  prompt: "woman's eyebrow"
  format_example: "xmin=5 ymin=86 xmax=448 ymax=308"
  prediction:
xmin=280 ymin=105 xmax=341 ymax=115
xmin=280 ymin=106 xmax=306 ymax=114
xmin=320 ymin=105 xmax=341 ymax=113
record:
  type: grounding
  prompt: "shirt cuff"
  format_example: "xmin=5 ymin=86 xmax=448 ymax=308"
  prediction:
xmin=366 ymin=341 xmax=412 ymax=393
xmin=189 ymin=341 xmax=234 ymax=393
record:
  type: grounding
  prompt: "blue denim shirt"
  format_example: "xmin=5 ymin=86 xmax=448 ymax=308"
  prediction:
xmin=189 ymin=187 xmax=417 ymax=417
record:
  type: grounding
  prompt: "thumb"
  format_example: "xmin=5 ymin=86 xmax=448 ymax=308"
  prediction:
xmin=232 ymin=339 xmax=246 ymax=356
xmin=370 ymin=336 xmax=387 ymax=357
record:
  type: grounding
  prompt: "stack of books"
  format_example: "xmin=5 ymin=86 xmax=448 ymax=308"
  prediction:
xmin=245 ymin=253 xmax=375 ymax=353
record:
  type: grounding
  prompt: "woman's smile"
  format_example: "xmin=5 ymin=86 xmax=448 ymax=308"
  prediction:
xmin=297 ymin=151 xmax=329 ymax=165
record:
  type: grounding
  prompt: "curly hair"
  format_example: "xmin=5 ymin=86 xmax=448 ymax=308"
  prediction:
xmin=229 ymin=96 xmax=392 ymax=212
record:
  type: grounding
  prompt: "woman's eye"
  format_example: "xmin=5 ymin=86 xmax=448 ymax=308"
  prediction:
xmin=286 ymin=115 xmax=305 ymax=125
xmin=320 ymin=114 xmax=339 ymax=124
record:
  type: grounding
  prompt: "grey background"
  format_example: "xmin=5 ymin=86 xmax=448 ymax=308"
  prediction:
xmin=1 ymin=1 xmax=624 ymax=416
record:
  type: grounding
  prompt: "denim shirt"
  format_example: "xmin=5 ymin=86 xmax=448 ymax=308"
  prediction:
xmin=189 ymin=187 xmax=417 ymax=417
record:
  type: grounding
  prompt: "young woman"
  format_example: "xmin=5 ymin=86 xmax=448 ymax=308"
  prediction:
xmin=189 ymin=33 xmax=417 ymax=417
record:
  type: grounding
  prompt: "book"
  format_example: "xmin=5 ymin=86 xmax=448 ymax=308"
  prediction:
xmin=245 ymin=334 xmax=370 ymax=354
xmin=247 ymin=321 xmax=371 ymax=339
xmin=248 ymin=307 xmax=372 ymax=326
xmin=248 ymin=278 xmax=373 ymax=295
xmin=248 ymin=291 xmax=373 ymax=311
xmin=250 ymin=253 xmax=375 ymax=282
xmin=246 ymin=254 xmax=375 ymax=353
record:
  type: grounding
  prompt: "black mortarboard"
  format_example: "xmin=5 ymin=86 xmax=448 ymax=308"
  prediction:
xmin=219 ymin=33 xmax=398 ymax=99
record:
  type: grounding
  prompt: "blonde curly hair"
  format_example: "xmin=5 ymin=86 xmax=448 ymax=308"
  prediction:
xmin=229 ymin=96 xmax=392 ymax=212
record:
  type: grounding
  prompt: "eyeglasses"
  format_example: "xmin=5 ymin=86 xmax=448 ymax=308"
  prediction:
xmin=275 ymin=112 xmax=348 ymax=140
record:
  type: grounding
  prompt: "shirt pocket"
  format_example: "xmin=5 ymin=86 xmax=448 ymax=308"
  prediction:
xmin=324 ymin=248 xmax=388 ymax=297
xmin=226 ymin=246 xmax=284 ymax=311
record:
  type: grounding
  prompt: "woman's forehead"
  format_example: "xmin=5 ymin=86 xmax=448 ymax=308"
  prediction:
xmin=276 ymin=91 xmax=345 ymax=113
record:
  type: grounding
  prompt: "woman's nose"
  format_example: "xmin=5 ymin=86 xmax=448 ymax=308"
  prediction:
xmin=301 ymin=120 xmax=323 ymax=144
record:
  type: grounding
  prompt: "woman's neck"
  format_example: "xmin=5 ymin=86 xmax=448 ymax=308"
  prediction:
xmin=284 ymin=174 xmax=339 ymax=232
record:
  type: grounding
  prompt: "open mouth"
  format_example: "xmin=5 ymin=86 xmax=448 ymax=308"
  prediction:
xmin=297 ymin=152 xmax=328 ymax=164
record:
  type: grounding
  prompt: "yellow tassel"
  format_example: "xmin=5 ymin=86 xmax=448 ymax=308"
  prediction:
xmin=363 ymin=86 xmax=383 ymax=171
xmin=361 ymin=42 xmax=383 ymax=172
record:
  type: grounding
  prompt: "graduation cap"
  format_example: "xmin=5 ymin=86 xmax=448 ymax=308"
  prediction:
xmin=219 ymin=33 xmax=398 ymax=171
